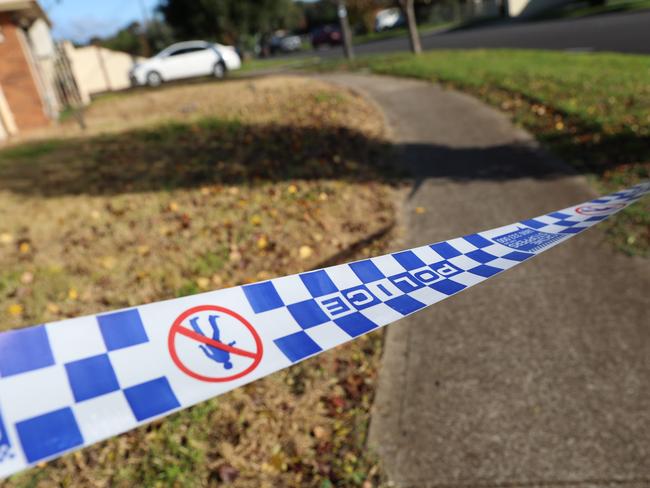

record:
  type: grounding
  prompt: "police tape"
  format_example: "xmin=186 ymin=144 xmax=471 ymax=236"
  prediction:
xmin=0 ymin=182 xmax=648 ymax=478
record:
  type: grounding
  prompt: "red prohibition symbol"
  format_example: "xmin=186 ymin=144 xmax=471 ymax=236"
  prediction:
xmin=168 ymin=305 xmax=263 ymax=382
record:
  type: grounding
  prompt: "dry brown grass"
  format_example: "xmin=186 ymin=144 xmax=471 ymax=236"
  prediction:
xmin=0 ymin=76 xmax=404 ymax=487
xmin=18 ymin=76 xmax=384 ymax=141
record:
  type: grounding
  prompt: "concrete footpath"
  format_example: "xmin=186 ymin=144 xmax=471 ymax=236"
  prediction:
xmin=317 ymin=74 xmax=650 ymax=488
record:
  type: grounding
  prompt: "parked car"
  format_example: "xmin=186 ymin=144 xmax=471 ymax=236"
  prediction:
xmin=310 ymin=25 xmax=342 ymax=49
xmin=270 ymin=32 xmax=302 ymax=54
xmin=375 ymin=8 xmax=405 ymax=32
xmin=129 ymin=40 xmax=241 ymax=87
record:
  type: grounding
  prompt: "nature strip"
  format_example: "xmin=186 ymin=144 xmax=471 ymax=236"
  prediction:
xmin=0 ymin=182 xmax=648 ymax=479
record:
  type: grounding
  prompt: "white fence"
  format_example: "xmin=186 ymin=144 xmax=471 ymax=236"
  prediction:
xmin=62 ymin=42 xmax=143 ymax=103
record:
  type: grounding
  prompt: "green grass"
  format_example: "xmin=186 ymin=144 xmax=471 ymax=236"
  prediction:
xmin=533 ymin=0 xmax=650 ymax=19
xmin=341 ymin=50 xmax=650 ymax=130
xmin=323 ymin=49 xmax=650 ymax=255
xmin=236 ymin=56 xmax=321 ymax=75
xmin=0 ymin=139 xmax=61 ymax=161
xmin=353 ymin=21 xmax=454 ymax=45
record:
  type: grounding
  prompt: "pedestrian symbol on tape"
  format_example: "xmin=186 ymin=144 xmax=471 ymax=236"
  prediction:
xmin=168 ymin=305 xmax=263 ymax=382
xmin=189 ymin=316 xmax=236 ymax=369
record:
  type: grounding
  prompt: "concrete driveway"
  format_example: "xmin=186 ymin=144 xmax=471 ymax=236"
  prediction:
xmin=317 ymin=73 xmax=650 ymax=487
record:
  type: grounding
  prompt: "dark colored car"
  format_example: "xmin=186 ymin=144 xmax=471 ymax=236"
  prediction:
xmin=310 ymin=25 xmax=342 ymax=49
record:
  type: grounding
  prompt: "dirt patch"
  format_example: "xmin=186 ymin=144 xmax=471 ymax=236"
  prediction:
xmin=0 ymin=76 xmax=406 ymax=487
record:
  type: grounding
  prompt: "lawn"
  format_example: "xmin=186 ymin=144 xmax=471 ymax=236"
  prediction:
xmin=236 ymin=56 xmax=322 ymax=76
xmin=327 ymin=49 xmax=650 ymax=255
xmin=0 ymin=77 xmax=404 ymax=487
xmin=352 ymin=20 xmax=454 ymax=45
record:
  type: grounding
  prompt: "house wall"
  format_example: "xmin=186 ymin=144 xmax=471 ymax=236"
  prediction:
xmin=0 ymin=84 xmax=18 ymax=140
xmin=27 ymin=17 xmax=59 ymax=118
xmin=0 ymin=11 xmax=49 ymax=130
xmin=507 ymin=0 xmax=567 ymax=17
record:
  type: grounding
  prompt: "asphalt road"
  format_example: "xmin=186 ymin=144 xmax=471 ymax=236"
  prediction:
xmin=311 ymin=10 xmax=650 ymax=57
xmin=317 ymin=73 xmax=650 ymax=487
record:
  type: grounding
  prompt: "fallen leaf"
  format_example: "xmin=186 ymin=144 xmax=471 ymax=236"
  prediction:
xmin=21 ymin=271 xmax=34 ymax=284
xmin=19 ymin=242 xmax=31 ymax=254
xmin=101 ymin=256 xmax=116 ymax=270
xmin=415 ymin=207 xmax=426 ymax=214
xmin=313 ymin=425 xmax=329 ymax=440
xmin=168 ymin=201 xmax=179 ymax=212
xmin=256 ymin=270 xmax=271 ymax=280
xmin=287 ymin=184 xmax=298 ymax=195
xmin=196 ymin=277 xmax=210 ymax=290
xmin=218 ymin=464 xmax=239 ymax=483
xmin=179 ymin=213 xmax=191 ymax=228
xmin=269 ymin=452 xmax=286 ymax=472
xmin=7 ymin=303 xmax=23 ymax=316
xmin=0 ymin=233 xmax=13 ymax=244
xmin=250 ymin=214 xmax=262 ymax=226
xmin=68 ymin=288 xmax=78 ymax=300
xmin=46 ymin=303 xmax=60 ymax=314
xmin=257 ymin=236 xmax=268 ymax=250
xmin=299 ymin=245 xmax=313 ymax=259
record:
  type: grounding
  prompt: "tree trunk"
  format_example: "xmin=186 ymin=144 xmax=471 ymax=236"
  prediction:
xmin=402 ymin=0 xmax=421 ymax=54
xmin=338 ymin=0 xmax=355 ymax=60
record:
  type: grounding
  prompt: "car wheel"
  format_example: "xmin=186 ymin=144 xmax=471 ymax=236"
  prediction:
xmin=146 ymin=71 xmax=162 ymax=87
xmin=213 ymin=61 xmax=226 ymax=79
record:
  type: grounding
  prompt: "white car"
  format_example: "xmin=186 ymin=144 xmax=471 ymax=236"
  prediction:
xmin=129 ymin=41 xmax=241 ymax=87
xmin=375 ymin=8 xmax=405 ymax=32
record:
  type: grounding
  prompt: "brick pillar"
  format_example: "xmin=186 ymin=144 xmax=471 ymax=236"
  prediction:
xmin=0 ymin=12 xmax=49 ymax=131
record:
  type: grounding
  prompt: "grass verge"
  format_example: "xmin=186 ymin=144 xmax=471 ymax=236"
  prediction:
xmin=236 ymin=56 xmax=322 ymax=76
xmin=0 ymin=77 xmax=405 ymax=487
xmin=353 ymin=21 xmax=453 ymax=45
xmin=325 ymin=49 xmax=650 ymax=256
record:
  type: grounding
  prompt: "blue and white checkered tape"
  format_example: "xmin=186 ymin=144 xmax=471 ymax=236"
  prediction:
xmin=0 ymin=182 xmax=647 ymax=478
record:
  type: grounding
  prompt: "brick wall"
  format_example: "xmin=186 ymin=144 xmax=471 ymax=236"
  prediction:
xmin=0 ymin=12 xmax=49 ymax=131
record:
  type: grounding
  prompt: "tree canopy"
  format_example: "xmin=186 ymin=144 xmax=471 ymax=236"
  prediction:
xmin=92 ymin=20 xmax=174 ymax=57
xmin=158 ymin=0 xmax=303 ymax=45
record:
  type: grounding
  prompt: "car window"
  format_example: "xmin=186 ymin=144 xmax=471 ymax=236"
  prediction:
xmin=168 ymin=46 xmax=207 ymax=56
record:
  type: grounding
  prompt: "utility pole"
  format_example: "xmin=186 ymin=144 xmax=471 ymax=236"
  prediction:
xmin=400 ymin=0 xmax=422 ymax=54
xmin=337 ymin=0 xmax=355 ymax=60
